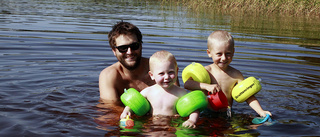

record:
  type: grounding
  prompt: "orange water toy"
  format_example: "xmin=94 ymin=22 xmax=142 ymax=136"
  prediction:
xmin=232 ymin=77 xmax=261 ymax=103
xmin=182 ymin=62 xmax=211 ymax=84
xmin=120 ymin=115 xmax=135 ymax=128
xmin=208 ymin=91 xmax=229 ymax=111
xmin=120 ymin=88 xmax=150 ymax=116
xmin=176 ymin=90 xmax=208 ymax=117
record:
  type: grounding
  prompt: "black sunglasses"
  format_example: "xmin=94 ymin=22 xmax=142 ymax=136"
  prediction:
xmin=114 ymin=42 xmax=140 ymax=53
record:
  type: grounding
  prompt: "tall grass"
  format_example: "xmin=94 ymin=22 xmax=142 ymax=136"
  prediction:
xmin=162 ymin=0 xmax=320 ymax=17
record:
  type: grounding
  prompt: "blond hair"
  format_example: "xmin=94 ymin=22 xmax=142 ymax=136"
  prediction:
xmin=207 ymin=30 xmax=234 ymax=50
xmin=149 ymin=50 xmax=177 ymax=71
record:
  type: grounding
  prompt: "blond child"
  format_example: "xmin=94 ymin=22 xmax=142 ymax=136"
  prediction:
xmin=184 ymin=30 xmax=272 ymax=117
xmin=120 ymin=50 xmax=199 ymax=128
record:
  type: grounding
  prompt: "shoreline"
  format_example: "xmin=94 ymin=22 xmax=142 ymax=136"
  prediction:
xmin=162 ymin=0 xmax=320 ymax=18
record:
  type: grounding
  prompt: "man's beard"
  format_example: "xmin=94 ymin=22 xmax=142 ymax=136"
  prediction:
xmin=119 ymin=55 xmax=141 ymax=70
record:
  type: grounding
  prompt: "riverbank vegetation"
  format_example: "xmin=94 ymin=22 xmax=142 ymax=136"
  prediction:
xmin=161 ymin=0 xmax=320 ymax=17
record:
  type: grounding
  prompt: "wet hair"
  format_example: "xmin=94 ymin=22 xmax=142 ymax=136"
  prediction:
xmin=108 ymin=21 xmax=143 ymax=48
xmin=207 ymin=30 xmax=234 ymax=50
xmin=149 ymin=50 xmax=177 ymax=71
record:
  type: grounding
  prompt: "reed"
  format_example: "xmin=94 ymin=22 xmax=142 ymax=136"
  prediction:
xmin=162 ymin=0 xmax=320 ymax=17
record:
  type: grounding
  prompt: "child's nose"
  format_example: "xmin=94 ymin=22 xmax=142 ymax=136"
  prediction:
xmin=221 ymin=54 xmax=227 ymax=61
xmin=164 ymin=73 xmax=170 ymax=79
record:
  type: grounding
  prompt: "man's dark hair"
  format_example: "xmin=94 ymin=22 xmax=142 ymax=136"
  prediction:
xmin=108 ymin=21 xmax=143 ymax=48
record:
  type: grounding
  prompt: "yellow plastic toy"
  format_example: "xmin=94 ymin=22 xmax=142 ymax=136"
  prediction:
xmin=182 ymin=62 xmax=211 ymax=84
xmin=232 ymin=77 xmax=261 ymax=103
xmin=120 ymin=115 xmax=134 ymax=128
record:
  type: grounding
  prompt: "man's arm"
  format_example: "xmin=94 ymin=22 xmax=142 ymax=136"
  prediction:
xmin=99 ymin=67 xmax=119 ymax=102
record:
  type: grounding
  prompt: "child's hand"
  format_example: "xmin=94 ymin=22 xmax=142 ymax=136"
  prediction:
xmin=259 ymin=111 xmax=272 ymax=117
xmin=205 ymin=84 xmax=221 ymax=94
xmin=120 ymin=110 xmax=131 ymax=119
xmin=182 ymin=120 xmax=196 ymax=128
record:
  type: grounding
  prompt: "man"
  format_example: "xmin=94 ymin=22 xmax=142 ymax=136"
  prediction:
xmin=99 ymin=21 xmax=155 ymax=103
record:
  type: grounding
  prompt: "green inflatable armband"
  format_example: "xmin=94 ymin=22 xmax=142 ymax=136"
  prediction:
xmin=176 ymin=90 xmax=208 ymax=117
xmin=120 ymin=88 xmax=150 ymax=116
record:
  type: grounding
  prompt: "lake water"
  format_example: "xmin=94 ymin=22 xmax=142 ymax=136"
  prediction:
xmin=1 ymin=0 xmax=319 ymax=136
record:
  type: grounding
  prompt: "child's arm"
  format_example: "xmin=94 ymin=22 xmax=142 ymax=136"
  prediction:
xmin=246 ymin=96 xmax=272 ymax=117
xmin=120 ymin=106 xmax=132 ymax=119
xmin=184 ymin=78 xmax=221 ymax=94
xmin=182 ymin=110 xmax=199 ymax=128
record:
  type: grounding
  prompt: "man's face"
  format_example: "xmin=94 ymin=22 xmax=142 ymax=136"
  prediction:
xmin=113 ymin=34 xmax=142 ymax=70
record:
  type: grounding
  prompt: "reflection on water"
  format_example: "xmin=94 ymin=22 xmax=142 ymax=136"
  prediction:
xmin=0 ymin=0 xmax=319 ymax=136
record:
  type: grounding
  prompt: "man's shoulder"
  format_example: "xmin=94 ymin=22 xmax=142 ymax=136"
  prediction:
xmin=101 ymin=62 xmax=120 ymax=73
xmin=100 ymin=62 xmax=122 ymax=81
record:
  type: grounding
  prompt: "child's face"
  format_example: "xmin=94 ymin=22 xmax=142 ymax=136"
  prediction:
xmin=149 ymin=61 xmax=177 ymax=89
xmin=207 ymin=41 xmax=234 ymax=70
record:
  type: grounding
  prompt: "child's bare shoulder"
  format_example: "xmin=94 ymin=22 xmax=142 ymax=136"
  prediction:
xmin=171 ymin=86 xmax=187 ymax=97
xmin=228 ymin=66 xmax=243 ymax=79
xmin=205 ymin=64 xmax=215 ymax=72
xmin=140 ymin=85 xmax=156 ymax=95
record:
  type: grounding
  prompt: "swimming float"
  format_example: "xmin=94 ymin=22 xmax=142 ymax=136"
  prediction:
xmin=182 ymin=62 xmax=211 ymax=84
xmin=120 ymin=88 xmax=150 ymax=116
xmin=232 ymin=77 xmax=261 ymax=103
xmin=120 ymin=115 xmax=135 ymax=128
xmin=176 ymin=90 xmax=208 ymax=117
